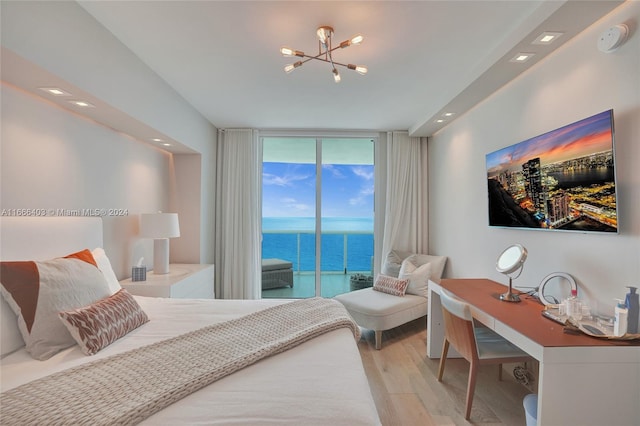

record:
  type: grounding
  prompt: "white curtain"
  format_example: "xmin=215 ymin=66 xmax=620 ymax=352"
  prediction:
xmin=214 ymin=129 xmax=262 ymax=299
xmin=380 ymin=131 xmax=429 ymax=262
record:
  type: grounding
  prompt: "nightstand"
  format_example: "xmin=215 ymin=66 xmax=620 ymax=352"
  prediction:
xmin=120 ymin=264 xmax=214 ymax=299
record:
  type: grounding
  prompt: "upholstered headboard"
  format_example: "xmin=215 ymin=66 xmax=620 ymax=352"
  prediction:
xmin=0 ymin=217 xmax=103 ymax=261
xmin=0 ymin=217 xmax=104 ymax=356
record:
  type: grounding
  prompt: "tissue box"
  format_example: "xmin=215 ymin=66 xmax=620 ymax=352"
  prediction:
xmin=132 ymin=266 xmax=147 ymax=282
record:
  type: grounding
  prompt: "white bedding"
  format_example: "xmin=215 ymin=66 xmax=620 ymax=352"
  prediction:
xmin=1 ymin=296 xmax=381 ymax=425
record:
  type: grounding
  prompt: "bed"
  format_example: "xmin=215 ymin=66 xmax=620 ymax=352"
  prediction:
xmin=0 ymin=217 xmax=381 ymax=425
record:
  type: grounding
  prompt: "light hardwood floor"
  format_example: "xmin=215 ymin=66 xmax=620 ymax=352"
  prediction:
xmin=358 ymin=318 xmax=533 ymax=426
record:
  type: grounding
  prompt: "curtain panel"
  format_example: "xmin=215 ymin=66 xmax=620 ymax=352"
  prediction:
xmin=380 ymin=131 xmax=429 ymax=265
xmin=214 ymin=129 xmax=262 ymax=299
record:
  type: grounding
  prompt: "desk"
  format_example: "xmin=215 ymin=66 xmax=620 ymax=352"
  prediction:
xmin=427 ymin=279 xmax=640 ymax=426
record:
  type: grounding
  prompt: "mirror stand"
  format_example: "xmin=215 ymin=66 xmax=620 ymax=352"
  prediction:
xmin=500 ymin=276 xmax=521 ymax=302
xmin=496 ymin=244 xmax=527 ymax=303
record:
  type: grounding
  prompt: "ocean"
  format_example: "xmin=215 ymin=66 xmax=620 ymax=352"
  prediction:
xmin=262 ymin=217 xmax=374 ymax=273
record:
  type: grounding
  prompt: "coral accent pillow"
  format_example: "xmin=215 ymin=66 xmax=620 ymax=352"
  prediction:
xmin=372 ymin=274 xmax=409 ymax=297
xmin=59 ymin=289 xmax=149 ymax=355
xmin=399 ymin=258 xmax=432 ymax=298
xmin=0 ymin=251 xmax=112 ymax=360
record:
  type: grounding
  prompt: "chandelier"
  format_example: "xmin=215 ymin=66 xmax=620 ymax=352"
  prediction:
xmin=280 ymin=26 xmax=368 ymax=83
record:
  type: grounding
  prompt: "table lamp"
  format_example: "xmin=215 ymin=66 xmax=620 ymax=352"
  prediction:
xmin=496 ymin=244 xmax=527 ymax=302
xmin=140 ymin=213 xmax=180 ymax=274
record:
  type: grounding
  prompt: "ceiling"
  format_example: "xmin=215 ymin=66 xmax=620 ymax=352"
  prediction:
xmin=1 ymin=1 xmax=624 ymax=152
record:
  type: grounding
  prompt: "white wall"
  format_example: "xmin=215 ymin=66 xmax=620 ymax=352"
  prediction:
xmin=0 ymin=84 xmax=172 ymax=278
xmin=428 ymin=1 xmax=640 ymax=316
xmin=1 ymin=1 xmax=217 ymax=268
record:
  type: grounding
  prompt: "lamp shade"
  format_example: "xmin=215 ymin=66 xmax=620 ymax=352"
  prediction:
xmin=140 ymin=213 xmax=180 ymax=238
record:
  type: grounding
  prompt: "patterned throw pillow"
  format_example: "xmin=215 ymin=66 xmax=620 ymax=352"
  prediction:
xmin=0 ymin=251 xmax=112 ymax=360
xmin=59 ymin=289 xmax=149 ymax=356
xmin=372 ymin=274 xmax=409 ymax=297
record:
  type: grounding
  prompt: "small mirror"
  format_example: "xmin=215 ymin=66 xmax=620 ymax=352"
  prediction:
xmin=496 ymin=244 xmax=527 ymax=302
xmin=496 ymin=244 xmax=527 ymax=274
xmin=538 ymin=272 xmax=576 ymax=306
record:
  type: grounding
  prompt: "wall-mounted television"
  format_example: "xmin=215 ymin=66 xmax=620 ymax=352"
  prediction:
xmin=486 ymin=109 xmax=617 ymax=233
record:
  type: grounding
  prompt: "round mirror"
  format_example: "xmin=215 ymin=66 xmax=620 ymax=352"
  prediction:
xmin=496 ymin=244 xmax=527 ymax=275
xmin=538 ymin=272 xmax=576 ymax=306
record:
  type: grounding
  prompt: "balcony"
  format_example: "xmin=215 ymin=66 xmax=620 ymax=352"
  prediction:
xmin=261 ymin=230 xmax=374 ymax=299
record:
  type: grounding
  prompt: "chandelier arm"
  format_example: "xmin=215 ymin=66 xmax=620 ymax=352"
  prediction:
xmin=298 ymin=55 xmax=350 ymax=69
xmin=328 ymin=44 xmax=349 ymax=54
xmin=283 ymin=26 xmax=366 ymax=77
xmin=299 ymin=50 xmax=331 ymax=60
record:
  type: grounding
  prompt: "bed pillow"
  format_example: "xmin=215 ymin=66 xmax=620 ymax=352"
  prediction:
xmin=59 ymin=289 xmax=149 ymax=356
xmin=399 ymin=258 xmax=432 ymax=298
xmin=91 ymin=248 xmax=122 ymax=295
xmin=372 ymin=274 xmax=409 ymax=297
xmin=0 ymin=251 xmax=112 ymax=360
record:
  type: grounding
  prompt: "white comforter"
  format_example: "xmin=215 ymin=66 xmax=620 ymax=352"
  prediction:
xmin=1 ymin=297 xmax=381 ymax=425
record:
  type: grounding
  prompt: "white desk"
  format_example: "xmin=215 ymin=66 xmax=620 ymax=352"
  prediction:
xmin=427 ymin=278 xmax=640 ymax=426
xmin=120 ymin=264 xmax=214 ymax=299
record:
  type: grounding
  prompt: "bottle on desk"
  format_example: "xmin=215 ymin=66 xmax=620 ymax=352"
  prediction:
xmin=614 ymin=299 xmax=628 ymax=337
xmin=564 ymin=289 xmax=582 ymax=321
xmin=625 ymin=286 xmax=638 ymax=334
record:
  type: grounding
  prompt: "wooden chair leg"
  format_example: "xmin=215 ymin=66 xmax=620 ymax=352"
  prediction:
xmin=465 ymin=360 xmax=479 ymax=420
xmin=437 ymin=339 xmax=450 ymax=382
xmin=374 ymin=330 xmax=382 ymax=350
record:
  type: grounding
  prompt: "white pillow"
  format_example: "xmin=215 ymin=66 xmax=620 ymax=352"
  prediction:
xmin=0 ymin=251 xmax=112 ymax=360
xmin=382 ymin=250 xmax=447 ymax=281
xmin=381 ymin=249 xmax=413 ymax=278
xmin=92 ymin=248 xmax=122 ymax=295
xmin=399 ymin=258 xmax=432 ymax=298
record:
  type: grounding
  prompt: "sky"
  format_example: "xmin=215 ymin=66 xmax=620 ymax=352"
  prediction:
xmin=262 ymin=162 xmax=374 ymax=218
xmin=486 ymin=109 xmax=614 ymax=177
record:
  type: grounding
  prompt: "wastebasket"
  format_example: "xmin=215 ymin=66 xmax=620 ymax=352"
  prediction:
xmin=523 ymin=394 xmax=537 ymax=426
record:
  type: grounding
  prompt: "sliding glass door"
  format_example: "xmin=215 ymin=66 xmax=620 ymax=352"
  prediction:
xmin=262 ymin=137 xmax=374 ymax=299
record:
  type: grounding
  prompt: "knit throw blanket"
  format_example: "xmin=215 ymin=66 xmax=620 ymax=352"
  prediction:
xmin=1 ymin=297 xmax=360 ymax=425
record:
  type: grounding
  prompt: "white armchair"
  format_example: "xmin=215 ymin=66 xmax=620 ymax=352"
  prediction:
xmin=335 ymin=250 xmax=447 ymax=349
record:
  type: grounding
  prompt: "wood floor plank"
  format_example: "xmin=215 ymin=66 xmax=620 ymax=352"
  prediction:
xmin=358 ymin=318 xmax=530 ymax=426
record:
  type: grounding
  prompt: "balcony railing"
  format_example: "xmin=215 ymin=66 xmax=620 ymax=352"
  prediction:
xmin=262 ymin=230 xmax=374 ymax=274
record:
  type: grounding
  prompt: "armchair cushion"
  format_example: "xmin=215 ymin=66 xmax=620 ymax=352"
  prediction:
xmin=335 ymin=288 xmax=427 ymax=332
xmin=399 ymin=258 xmax=432 ymax=297
xmin=382 ymin=250 xmax=447 ymax=282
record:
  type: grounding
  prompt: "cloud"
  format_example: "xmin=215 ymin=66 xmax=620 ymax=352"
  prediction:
xmin=263 ymin=172 xmax=311 ymax=186
xmin=351 ymin=166 xmax=374 ymax=180
xmin=349 ymin=183 xmax=374 ymax=206
xmin=281 ymin=197 xmax=312 ymax=212
xmin=322 ymin=164 xmax=346 ymax=178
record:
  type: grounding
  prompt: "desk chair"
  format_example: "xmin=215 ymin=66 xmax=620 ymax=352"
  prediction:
xmin=437 ymin=288 xmax=531 ymax=420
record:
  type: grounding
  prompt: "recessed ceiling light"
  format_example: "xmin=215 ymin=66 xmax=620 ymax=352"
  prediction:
xmin=151 ymin=138 xmax=163 ymax=142
xmin=162 ymin=143 xmax=171 ymax=147
xmin=532 ymin=32 xmax=564 ymax=45
xmin=509 ymin=53 xmax=535 ymax=63
xmin=68 ymin=100 xmax=95 ymax=108
xmin=442 ymin=112 xmax=455 ymax=117
xmin=435 ymin=119 xmax=445 ymax=123
xmin=39 ymin=87 xmax=71 ymax=96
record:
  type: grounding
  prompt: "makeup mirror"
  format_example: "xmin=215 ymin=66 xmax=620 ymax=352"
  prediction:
xmin=538 ymin=272 xmax=577 ymax=306
xmin=496 ymin=244 xmax=527 ymax=302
